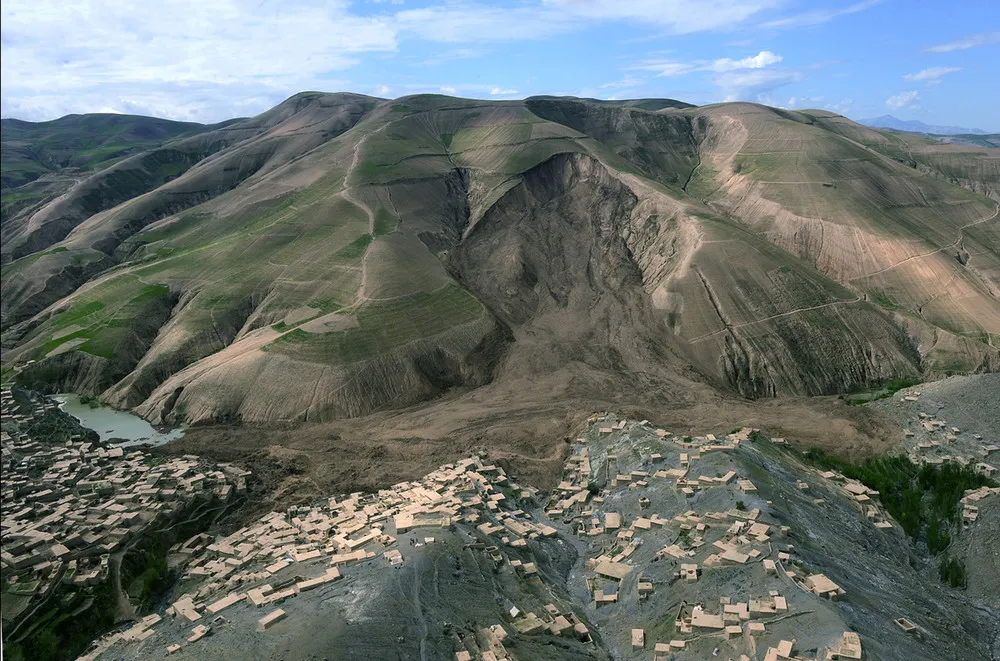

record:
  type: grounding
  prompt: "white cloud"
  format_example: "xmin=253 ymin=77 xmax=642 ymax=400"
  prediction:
xmin=633 ymin=50 xmax=782 ymax=77
xmin=712 ymin=51 xmax=782 ymax=72
xmin=395 ymin=6 xmax=573 ymax=43
xmin=927 ymin=31 xmax=1000 ymax=53
xmin=716 ymin=69 xmax=803 ymax=102
xmin=419 ymin=48 xmax=485 ymax=66
xmin=886 ymin=90 xmax=919 ymax=109
xmin=759 ymin=0 xmax=882 ymax=29
xmin=1 ymin=0 xmax=395 ymax=121
xmin=541 ymin=0 xmax=779 ymax=33
xmin=439 ymin=86 xmax=458 ymax=95
xmin=826 ymin=98 xmax=853 ymax=114
xmin=2 ymin=0 xmax=791 ymax=121
xmin=903 ymin=67 xmax=960 ymax=85
xmin=633 ymin=61 xmax=698 ymax=77
xmin=395 ymin=1 xmax=779 ymax=44
xmin=375 ymin=85 xmax=392 ymax=97
xmin=785 ymin=95 xmax=824 ymax=109
xmin=599 ymin=75 xmax=645 ymax=89
xmin=489 ymin=87 xmax=519 ymax=96
xmin=631 ymin=49 xmax=798 ymax=103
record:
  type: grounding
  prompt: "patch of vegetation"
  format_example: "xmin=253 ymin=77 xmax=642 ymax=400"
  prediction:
xmin=869 ymin=288 xmax=903 ymax=311
xmin=39 ymin=328 xmax=93 ymax=357
xmin=735 ymin=500 xmax=747 ymax=511
xmin=131 ymin=284 xmax=171 ymax=302
xmin=22 ymin=410 xmax=100 ymax=443
xmin=845 ymin=377 xmax=921 ymax=405
xmin=335 ymin=233 xmax=374 ymax=260
xmin=938 ymin=556 xmax=967 ymax=588
xmin=373 ymin=209 xmax=396 ymax=236
xmin=802 ymin=448 xmax=996 ymax=553
xmin=4 ymin=581 xmax=116 ymax=661
xmin=78 ymin=394 xmax=101 ymax=409
xmin=684 ymin=167 xmax=719 ymax=199
xmin=52 ymin=301 xmax=106 ymax=330
xmin=125 ymin=549 xmax=172 ymax=604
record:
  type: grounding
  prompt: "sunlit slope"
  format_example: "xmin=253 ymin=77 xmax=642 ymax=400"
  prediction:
xmin=0 ymin=93 xmax=380 ymax=325
xmin=3 ymin=95 xmax=998 ymax=423
xmin=802 ymin=110 xmax=1000 ymax=202
xmin=687 ymin=103 xmax=999 ymax=356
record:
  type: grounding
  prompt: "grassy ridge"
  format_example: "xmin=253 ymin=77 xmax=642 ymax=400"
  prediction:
xmin=1 ymin=114 xmax=209 ymax=190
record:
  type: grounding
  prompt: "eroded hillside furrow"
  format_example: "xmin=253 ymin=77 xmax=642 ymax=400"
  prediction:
xmin=525 ymin=97 xmax=699 ymax=186
xmin=103 ymin=290 xmax=268 ymax=410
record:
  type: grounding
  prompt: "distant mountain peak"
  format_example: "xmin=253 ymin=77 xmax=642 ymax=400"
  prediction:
xmin=858 ymin=114 xmax=987 ymax=136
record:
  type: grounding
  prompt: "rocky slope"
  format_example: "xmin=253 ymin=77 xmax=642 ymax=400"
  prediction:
xmin=2 ymin=94 xmax=998 ymax=424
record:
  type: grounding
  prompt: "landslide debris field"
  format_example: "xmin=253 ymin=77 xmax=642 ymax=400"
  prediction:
xmin=3 ymin=94 xmax=999 ymax=431
xmin=88 ymin=415 xmax=999 ymax=661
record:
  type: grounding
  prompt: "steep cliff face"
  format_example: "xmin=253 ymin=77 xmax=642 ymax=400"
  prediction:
xmin=2 ymin=95 xmax=998 ymax=422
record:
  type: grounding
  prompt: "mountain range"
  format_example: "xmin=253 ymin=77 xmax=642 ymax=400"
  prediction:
xmin=2 ymin=93 xmax=999 ymax=428
xmin=858 ymin=114 xmax=990 ymax=136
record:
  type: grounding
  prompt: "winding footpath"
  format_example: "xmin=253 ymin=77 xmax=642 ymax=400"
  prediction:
xmin=848 ymin=202 xmax=999 ymax=282
xmin=688 ymin=295 xmax=862 ymax=344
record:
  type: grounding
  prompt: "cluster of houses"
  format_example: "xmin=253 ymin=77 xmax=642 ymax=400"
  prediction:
xmin=811 ymin=470 xmax=894 ymax=529
xmin=548 ymin=416 xmax=863 ymax=660
xmin=896 ymin=394 xmax=998 ymax=477
xmin=0 ymin=386 xmax=62 ymax=425
xmin=960 ymin=485 xmax=1000 ymax=527
xmin=6 ymin=386 xmax=991 ymax=661
xmin=85 ymin=453 xmax=601 ymax=660
xmin=0 ymin=388 xmax=243 ymax=633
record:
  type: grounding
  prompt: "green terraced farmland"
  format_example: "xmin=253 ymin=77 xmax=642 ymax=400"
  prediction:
xmin=264 ymin=284 xmax=484 ymax=364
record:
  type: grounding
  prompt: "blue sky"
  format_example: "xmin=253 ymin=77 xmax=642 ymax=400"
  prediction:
xmin=2 ymin=0 xmax=998 ymax=130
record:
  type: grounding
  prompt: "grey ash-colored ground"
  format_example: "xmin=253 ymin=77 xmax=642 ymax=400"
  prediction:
xmin=868 ymin=374 xmax=1000 ymax=454
xmin=91 ymin=414 xmax=998 ymax=661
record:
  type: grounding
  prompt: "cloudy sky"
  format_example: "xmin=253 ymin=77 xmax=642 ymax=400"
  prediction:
xmin=2 ymin=0 xmax=998 ymax=129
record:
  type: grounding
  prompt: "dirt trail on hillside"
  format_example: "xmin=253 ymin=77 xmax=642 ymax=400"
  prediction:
xmin=848 ymin=202 xmax=999 ymax=281
xmin=340 ymin=122 xmax=391 ymax=308
xmin=688 ymin=295 xmax=863 ymax=343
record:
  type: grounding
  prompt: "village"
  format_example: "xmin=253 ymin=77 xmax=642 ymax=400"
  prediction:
xmin=77 ymin=410 xmax=995 ymax=661
xmin=888 ymin=389 xmax=999 ymax=479
xmin=0 ymin=387 xmax=245 ymax=640
xmin=3 ymin=385 xmax=997 ymax=661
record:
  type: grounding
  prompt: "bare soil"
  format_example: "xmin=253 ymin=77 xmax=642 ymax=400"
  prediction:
xmin=156 ymin=367 xmax=901 ymax=511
